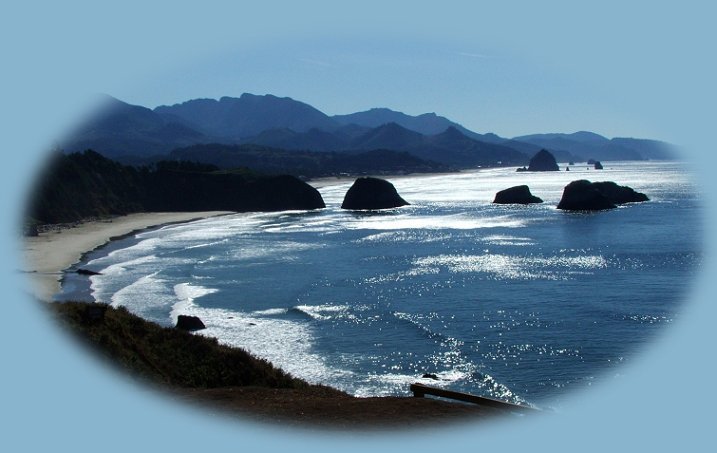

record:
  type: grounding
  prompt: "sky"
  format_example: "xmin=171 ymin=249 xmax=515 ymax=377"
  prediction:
xmin=26 ymin=3 xmax=705 ymax=143
xmin=2 ymin=1 xmax=717 ymax=453
xmin=109 ymin=36 xmax=660 ymax=140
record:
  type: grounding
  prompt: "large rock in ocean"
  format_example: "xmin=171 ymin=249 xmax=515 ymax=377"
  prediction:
xmin=230 ymin=174 xmax=327 ymax=211
xmin=341 ymin=177 xmax=409 ymax=210
xmin=592 ymin=181 xmax=649 ymax=204
xmin=527 ymin=149 xmax=559 ymax=171
xmin=557 ymin=180 xmax=648 ymax=211
xmin=557 ymin=180 xmax=616 ymax=211
xmin=176 ymin=315 xmax=206 ymax=331
xmin=493 ymin=185 xmax=543 ymax=204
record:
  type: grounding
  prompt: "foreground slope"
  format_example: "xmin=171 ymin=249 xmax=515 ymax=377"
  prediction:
xmin=50 ymin=301 xmax=508 ymax=428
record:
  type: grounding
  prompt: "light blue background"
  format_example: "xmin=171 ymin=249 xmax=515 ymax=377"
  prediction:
xmin=2 ymin=1 xmax=715 ymax=451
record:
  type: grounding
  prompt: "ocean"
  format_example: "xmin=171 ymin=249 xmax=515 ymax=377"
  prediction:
xmin=57 ymin=161 xmax=702 ymax=408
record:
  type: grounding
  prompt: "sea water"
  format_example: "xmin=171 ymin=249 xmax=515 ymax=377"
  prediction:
xmin=58 ymin=161 xmax=702 ymax=408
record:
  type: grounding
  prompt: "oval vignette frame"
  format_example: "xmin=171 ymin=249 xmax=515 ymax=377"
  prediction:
xmin=5 ymin=4 xmax=717 ymax=452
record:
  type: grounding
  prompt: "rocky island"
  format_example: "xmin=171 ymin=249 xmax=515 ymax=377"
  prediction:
xmin=493 ymin=185 xmax=543 ymax=204
xmin=527 ymin=149 xmax=559 ymax=171
xmin=557 ymin=180 xmax=649 ymax=211
xmin=341 ymin=177 xmax=409 ymax=210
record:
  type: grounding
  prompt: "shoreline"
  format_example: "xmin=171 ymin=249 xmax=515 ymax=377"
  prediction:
xmin=21 ymin=211 xmax=234 ymax=302
xmin=50 ymin=301 xmax=516 ymax=428
xmin=24 ymin=209 xmax=528 ymax=427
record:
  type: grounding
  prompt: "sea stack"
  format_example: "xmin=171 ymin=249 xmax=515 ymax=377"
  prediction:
xmin=591 ymin=181 xmax=649 ymax=204
xmin=245 ymin=175 xmax=327 ymax=211
xmin=527 ymin=149 xmax=559 ymax=171
xmin=594 ymin=161 xmax=604 ymax=170
xmin=493 ymin=185 xmax=543 ymax=204
xmin=341 ymin=177 xmax=409 ymax=210
xmin=557 ymin=180 xmax=648 ymax=211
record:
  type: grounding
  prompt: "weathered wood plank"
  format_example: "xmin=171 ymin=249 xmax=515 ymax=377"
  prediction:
xmin=410 ymin=383 xmax=537 ymax=412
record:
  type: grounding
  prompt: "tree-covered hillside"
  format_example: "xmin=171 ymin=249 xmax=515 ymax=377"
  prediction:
xmin=27 ymin=150 xmax=326 ymax=225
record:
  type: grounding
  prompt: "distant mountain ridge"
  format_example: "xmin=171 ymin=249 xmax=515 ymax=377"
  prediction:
xmin=61 ymin=95 xmax=207 ymax=159
xmin=155 ymin=94 xmax=339 ymax=139
xmin=334 ymin=107 xmax=479 ymax=138
xmin=60 ymin=93 xmax=679 ymax=167
xmin=513 ymin=131 xmax=677 ymax=161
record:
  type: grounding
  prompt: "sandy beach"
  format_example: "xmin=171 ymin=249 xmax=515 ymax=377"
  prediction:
xmin=21 ymin=212 xmax=233 ymax=302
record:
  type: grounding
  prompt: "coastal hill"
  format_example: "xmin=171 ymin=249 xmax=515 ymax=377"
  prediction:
xmin=27 ymin=150 xmax=325 ymax=225
xmin=514 ymin=131 xmax=677 ymax=162
xmin=51 ymin=301 xmax=507 ymax=427
xmin=60 ymin=94 xmax=677 ymax=166
xmin=169 ymin=144 xmax=447 ymax=177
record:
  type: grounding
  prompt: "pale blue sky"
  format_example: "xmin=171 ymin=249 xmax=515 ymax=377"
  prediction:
xmin=122 ymin=36 xmax=599 ymax=139
xmin=113 ymin=35 xmax=656 ymax=140
xmin=17 ymin=2 xmax=704 ymax=143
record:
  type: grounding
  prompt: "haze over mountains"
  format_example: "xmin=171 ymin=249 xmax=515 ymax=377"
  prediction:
xmin=61 ymin=93 xmax=678 ymax=172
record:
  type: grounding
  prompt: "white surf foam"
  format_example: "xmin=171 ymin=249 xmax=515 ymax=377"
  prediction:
xmin=108 ymin=271 xmax=175 ymax=324
xmin=190 ymin=307 xmax=354 ymax=385
xmin=170 ymin=282 xmax=219 ymax=324
xmin=291 ymin=304 xmax=356 ymax=321
xmin=251 ymin=308 xmax=289 ymax=316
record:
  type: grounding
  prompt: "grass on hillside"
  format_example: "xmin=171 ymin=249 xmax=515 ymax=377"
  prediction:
xmin=49 ymin=302 xmax=338 ymax=392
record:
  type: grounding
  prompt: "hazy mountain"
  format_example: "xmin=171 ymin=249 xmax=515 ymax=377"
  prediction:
xmin=350 ymin=122 xmax=425 ymax=150
xmin=243 ymin=127 xmax=349 ymax=152
xmin=154 ymin=93 xmax=339 ymax=139
xmin=333 ymin=108 xmax=464 ymax=135
xmin=512 ymin=131 xmax=676 ymax=161
xmin=61 ymin=95 xmax=206 ymax=158
xmin=332 ymin=107 xmax=551 ymax=160
xmin=59 ymin=94 xmax=674 ymax=168
xmin=238 ymin=121 xmax=529 ymax=168
xmin=334 ymin=107 xmax=499 ymax=142
xmin=169 ymin=144 xmax=447 ymax=177
xmin=241 ymin=123 xmax=379 ymax=151
xmin=517 ymin=131 xmax=609 ymax=145
xmin=408 ymin=126 xmax=528 ymax=167
xmin=347 ymin=124 xmax=528 ymax=167
xmin=610 ymin=137 xmax=678 ymax=160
